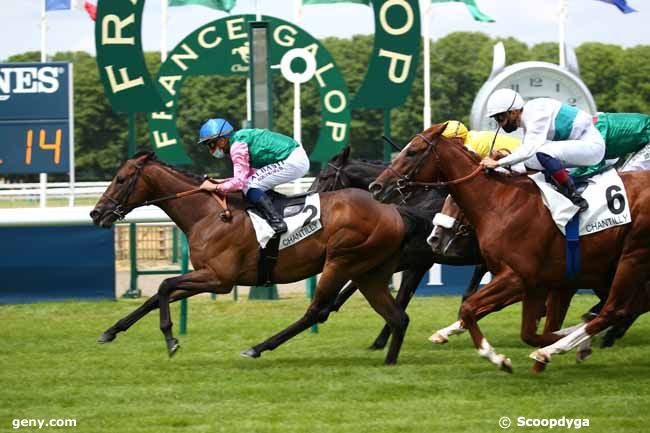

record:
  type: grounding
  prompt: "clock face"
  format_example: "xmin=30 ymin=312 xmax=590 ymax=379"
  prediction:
xmin=470 ymin=62 xmax=597 ymax=134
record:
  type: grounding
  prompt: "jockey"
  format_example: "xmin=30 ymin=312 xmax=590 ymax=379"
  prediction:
xmin=197 ymin=118 xmax=310 ymax=235
xmin=480 ymin=89 xmax=606 ymax=212
xmin=441 ymin=120 xmax=520 ymax=159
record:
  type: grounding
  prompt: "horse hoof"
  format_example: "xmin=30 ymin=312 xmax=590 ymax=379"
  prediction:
xmin=97 ymin=331 xmax=116 ymax=344
xmin=368 ymin=341 xmax=387 ymax=351
xmin=500 ymin=357 xmax=513 ymax=374
xmin=576 ymin=348 xmax=593 ymax=364
xmin=529 ymin=350 xmax=550 ymax=364
xmin=531 ymin=361 xmax=547 ymax=374
xmin=428 ymin=332 xmax=448 ymax=345
xmin=240 ymin=348 xmax=261 ymax=359
xmin=167 ymin=339 xmax=180 ymax=358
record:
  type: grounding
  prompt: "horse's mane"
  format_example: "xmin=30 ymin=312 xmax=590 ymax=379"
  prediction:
xmin=133 ymin=150 xmax=205 ymax=183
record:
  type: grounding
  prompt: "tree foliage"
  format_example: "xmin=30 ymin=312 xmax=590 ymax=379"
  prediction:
xmin=4 ymin=32 xmax=649 ymax=181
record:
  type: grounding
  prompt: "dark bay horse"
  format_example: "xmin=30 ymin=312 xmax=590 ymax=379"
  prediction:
xmin=91 ymin=151 xmax=415 ymax=365
xmin=370 ymin=123 xmax=650 ymax=372
xmin=310 ymin=147 xmax=485 ymax=350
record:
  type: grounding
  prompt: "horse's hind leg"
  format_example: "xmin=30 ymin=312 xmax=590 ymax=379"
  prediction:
xmin=327 ymin=281 xmax=359 ymax=313
xmin=242 ymin=267 xmax=347 ymax=359
xmin=457 ymin=263 xmax=489 ymax=319
xmin=354 ymin=267 xmax=409 ymax=365
xmin=97 ymin=290 xmax=191 ymax=344
xmin=369 ymin=267 xmax=426 ymax=351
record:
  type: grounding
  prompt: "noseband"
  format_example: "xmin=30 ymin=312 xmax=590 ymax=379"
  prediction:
xmin=102 ymin=161 xmax=144 ymax=220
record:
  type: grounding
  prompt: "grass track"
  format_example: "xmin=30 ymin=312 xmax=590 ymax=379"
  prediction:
xmin=2 ymin=294 xmax=650 ymax=433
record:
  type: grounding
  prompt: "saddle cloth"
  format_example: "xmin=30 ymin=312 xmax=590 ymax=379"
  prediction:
xmin=247 ymin=193 xmax=322 ymax=249
xmin=529 ymin=168 xmax=631 ymax=236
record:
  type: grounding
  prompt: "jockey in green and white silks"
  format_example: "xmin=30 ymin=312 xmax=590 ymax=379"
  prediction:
xmin=197 ymin=118 xmax=310 ymax=235
xmin=480 ymin=89 xmax=606 ymax=212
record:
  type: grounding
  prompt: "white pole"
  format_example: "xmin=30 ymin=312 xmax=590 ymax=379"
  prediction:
xmin=422 ymin=1 xmax=432 ymax=130
xmin=255 ymin=0 xmax=261 ymax=21
xmin=40 ymin=1 xmax=48 ymax=208
xmin=68 ymin=63 xmax=75 ymax=207
xmin=161 ymin=0 xmax=168 ymax=62
xmin=293 ymin=0 xmax=302 ymax=142
xmin=558 ymin=0 xmax=567 ymax=67
xmin=246 ymin=78 xmax=252 ymax=126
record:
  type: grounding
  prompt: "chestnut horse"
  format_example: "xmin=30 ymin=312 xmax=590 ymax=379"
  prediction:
xmin=91 ymin=151 xmax=413 ymax=365
xmin=429 ymin=195 xmax=632 ymax=355
xmin=370 ymin=123 xmax=650 ymax=372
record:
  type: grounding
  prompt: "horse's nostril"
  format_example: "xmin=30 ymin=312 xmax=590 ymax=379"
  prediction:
xmin=90 ymin=210 xmax=100 ymax=220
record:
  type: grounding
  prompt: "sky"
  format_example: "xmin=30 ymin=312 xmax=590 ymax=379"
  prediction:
xmin=0 ymin=0 xmax=648 ymax=62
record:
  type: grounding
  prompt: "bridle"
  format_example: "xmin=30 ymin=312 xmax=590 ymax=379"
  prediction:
xmin=101 ymin=161 xmax=145 ymax=220
xmin=387 ymin=133 xmax=483 ymax=199
xmin=323 ymin=161 xmax=350 ymax=190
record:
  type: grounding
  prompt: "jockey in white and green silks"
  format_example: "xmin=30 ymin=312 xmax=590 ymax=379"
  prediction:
xmin=197 ymin=118 xmax=310 ymax=235
xmin=480 ymin=89 xmax=606 ymax=212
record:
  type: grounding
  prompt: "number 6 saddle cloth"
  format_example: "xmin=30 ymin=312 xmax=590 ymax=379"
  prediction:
xmin=247 ymin=192 xmax=322 ymax=250
xmin=530 ymin=168 xmax=631 ymax=236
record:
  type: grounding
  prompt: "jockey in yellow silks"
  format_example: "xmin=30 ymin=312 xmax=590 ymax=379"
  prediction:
xmin=441 ymin=120 xmax=521 ymax=159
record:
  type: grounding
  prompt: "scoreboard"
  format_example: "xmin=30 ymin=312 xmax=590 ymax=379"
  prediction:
xmin=0 ymin=62 xmax=72 ymax=174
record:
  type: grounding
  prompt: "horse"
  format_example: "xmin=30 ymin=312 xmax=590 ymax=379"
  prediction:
xmin=429 ymin=194 xmax=633 ymax=352
xmin=310 ymin=146 xmax=485 ymax=350
xmin=90 ymin=151 xmax=416 ymax=365
xmin=369 ymin=123 xmax=650 ymax=372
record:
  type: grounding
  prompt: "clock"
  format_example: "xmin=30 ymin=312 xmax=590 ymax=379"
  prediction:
xmin=470 ymin=42 xmax=597 ymax=134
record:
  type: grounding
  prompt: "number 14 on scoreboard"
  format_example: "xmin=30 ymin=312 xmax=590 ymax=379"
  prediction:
xmin=24 ymin=128 xmax=62 ymax=165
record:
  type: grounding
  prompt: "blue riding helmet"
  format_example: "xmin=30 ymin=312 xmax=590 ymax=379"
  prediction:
xmin=197 ymin=118 xmax=234 ymax=145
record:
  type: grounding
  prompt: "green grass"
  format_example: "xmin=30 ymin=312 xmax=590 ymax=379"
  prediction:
xmin=2 ymin=294 xmax=650 ymax=433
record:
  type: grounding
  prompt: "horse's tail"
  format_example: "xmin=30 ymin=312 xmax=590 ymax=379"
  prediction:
xmin=396 ymin=206 xmax=434 ymax=247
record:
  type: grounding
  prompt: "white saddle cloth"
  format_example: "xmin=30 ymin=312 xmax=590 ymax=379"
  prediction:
xmin=529 ymin=168 xmax=631 ymax=236
xmin=247 ymin=193 xmax=322 ymax=249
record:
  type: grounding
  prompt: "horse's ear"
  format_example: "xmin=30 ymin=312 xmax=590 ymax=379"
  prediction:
xmin=132 ymin=150 xmax=156 ymax=161
xmin=342 ymin=146 xmax=351 ymax=161
xmin=428 ymin=122 xmax=448 ymax=137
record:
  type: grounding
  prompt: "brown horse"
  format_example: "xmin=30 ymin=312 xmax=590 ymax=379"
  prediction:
xmin=91 ymin=151 xmax=413 ymax=365
xmin=370 ymin=123 xmax=650 ymax=372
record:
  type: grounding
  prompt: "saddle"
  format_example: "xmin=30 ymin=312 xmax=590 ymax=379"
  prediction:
xmin=248 ymin=190 xmax=313 ymax=286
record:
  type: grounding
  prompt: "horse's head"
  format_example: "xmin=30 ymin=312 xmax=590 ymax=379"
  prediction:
xmin=427 ymin=194 xmax=481 ymax=260
xmin=90 ymin=151 xmax=157 ymax=228
xmin=309 ymin=146 xmax=353 ymax=192
xmin=369 ymin=123 xmax=450 ymax=202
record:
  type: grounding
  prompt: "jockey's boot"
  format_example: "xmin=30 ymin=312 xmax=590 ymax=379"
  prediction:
xmin=255 ymin=193 xmax=288 ymax=235
xmin=563 ymin=181 xmax=589 ymax=213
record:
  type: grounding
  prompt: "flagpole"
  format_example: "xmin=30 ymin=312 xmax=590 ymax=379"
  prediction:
xmin=558 ymin=0 xmax=567 ymax=67
xmin=256 ymin=0 xmax=261 ymax=20
xmin=161 ymin=0 xmax=169 ymax=62
xmin=293 ymin=0 xmax=302 ymax=143
xmin=422 ymin=0 xmax=432 ymax=130
xmin=40 ymin=0 xmax=48 ymax=208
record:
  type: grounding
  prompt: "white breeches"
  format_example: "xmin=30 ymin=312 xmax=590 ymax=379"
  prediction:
xmin=243 ymin=146 xmax=310 ymax=193
xmin=620 ymin=141 xmax=650 ymax=172
xmin=524 ymin=127 xmax=606 ymax=170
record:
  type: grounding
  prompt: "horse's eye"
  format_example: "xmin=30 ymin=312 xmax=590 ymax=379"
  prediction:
xmin=406 ymin=150 xmax=417 ymax=157
xmin=116 ymin=176 xmax=125 ymax=184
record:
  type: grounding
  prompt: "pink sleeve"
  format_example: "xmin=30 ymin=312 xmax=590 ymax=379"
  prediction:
xmin=219 ymin=141 xmax=251 ymax=192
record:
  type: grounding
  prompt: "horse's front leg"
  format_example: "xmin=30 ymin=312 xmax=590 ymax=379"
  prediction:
xmin=157 ymin=269 xmax=229 ymax=357
xmin=98 ymin=290 xmax=191 ymax=344
xmin=458 ymin=269 xmax=524 ymax=373
xmin=456 ymin=263 xmax=489 ymax=319
xmin=368 ymin=267 xmax=427 ymax=351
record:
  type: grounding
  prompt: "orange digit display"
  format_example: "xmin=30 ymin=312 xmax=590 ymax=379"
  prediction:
xmin=25 ymin=129 xmax=34 ymax=165
xmin=38 ymin=128 xmax=62 ymax=164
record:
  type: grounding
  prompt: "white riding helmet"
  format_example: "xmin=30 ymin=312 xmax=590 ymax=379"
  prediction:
xmin=485 ymin=88 xmax=525 ymax=118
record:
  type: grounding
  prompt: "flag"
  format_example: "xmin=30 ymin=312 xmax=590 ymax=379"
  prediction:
xmin=303 ymin=0 xmax=370 ymax=5
xmin=169 ymin=0 xmax=237 ymax=12
xmin=45 ymin=0 xmax=96 ymax=20
xmin=431 ymin=0 xmax=494 ymax=22
xmin=45 ymin=0 xmax=70 ymax=11
xmin=595 ymin=0 xmax=637 ymax=13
